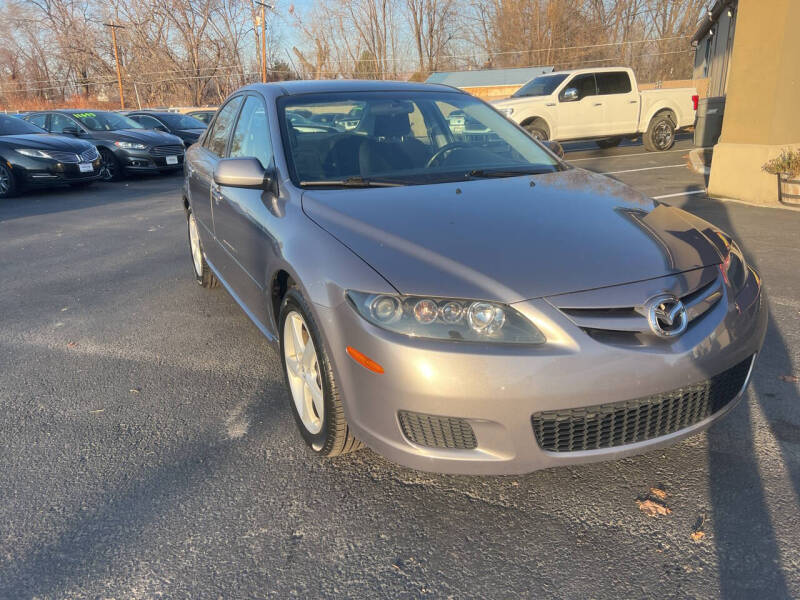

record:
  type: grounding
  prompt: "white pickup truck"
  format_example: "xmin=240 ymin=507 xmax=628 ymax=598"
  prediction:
xmin=492 ymin=67 xmax=698 ymax=151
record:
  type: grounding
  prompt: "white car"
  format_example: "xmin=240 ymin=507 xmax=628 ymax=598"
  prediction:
xmin=492 ymin=67 xmax=698 ymax=151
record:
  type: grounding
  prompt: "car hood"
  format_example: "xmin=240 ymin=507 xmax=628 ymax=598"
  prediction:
xmin=91 ymin=129 xmax=183 ymax=146
xmin=301 ymin=169 xmax=724 ymax=303
xmin=1 ymin=133 xmax=93 ymax=152
xmin=492 ymin=96 xmax=549 ymax=109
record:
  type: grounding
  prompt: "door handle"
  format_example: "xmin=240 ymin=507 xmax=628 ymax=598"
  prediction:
xmin=593 ymin=102 xmax=603 ymax=107
xmin=628 ymin=100 xmax=638 ymax=104
xmin=545 ymin=102 xmax=556 ymax=107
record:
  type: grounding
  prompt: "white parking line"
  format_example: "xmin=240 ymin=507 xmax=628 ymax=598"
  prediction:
xmin=569 ymin=147 xmax=700 ymax=162
xmin=652 ymin=190 xmax=707 ymax=199
xmin=601 ymin=164 xmax=687 ymax=175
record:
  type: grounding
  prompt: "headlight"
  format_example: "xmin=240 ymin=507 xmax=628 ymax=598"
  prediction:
xmin=113 ymin=141 xmax=147 ymax=150
xmin=15 ymin=148 xmax=54 ymax=159
xmin=347 ymin=291 xmax=545 ymax=344
xmin=721 ymin=238 xmax=748 ymax=295
xmin=500 ymin=107 xmax=514 ymax=117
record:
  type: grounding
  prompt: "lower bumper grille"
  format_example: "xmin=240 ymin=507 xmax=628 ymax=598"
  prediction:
xmin=532 ymin=356 xmax=753 ymax=453
xmin=151 ymin=145 xmax=184 ymax=156
xmin=399 ymin=411 xmax=477 ymax=450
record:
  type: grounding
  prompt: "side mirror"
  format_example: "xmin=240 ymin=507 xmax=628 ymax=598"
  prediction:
xmin=62 ymin=127 xmax=82 ymax=136
xmin=541 ymin=140 xmax=565 ymax=159
xmin=561 ymin=87 xmax=579 ymax=102
xmin=214 ymin=157 xmax=275 ymax=192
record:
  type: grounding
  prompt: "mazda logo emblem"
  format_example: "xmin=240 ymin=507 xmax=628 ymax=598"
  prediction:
xmin=646 ymin=295 xmax=688 ymax=338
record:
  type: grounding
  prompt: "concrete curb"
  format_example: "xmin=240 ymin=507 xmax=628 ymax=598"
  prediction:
xmin=688 ymin=148 xmax=711 ymax=176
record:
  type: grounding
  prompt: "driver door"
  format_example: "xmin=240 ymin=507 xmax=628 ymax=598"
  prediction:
xmin=555 ymin=74 xmax=606 ymax=140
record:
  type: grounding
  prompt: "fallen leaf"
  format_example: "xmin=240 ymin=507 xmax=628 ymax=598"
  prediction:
xmin=650 ymin=487 xmax=667 ymax=501
xmin=691 ymin=530 xmax=705 ymax=542
xmin=67 ymin=342 xmax=78 ymax=348
xmin=89 ymin=409 xmax=104 ymax=414
xmin=779 ymin=375 xmax=798 ymax=383
xmin=637 ymin=499 xmax=671 ymax=517
xmin=129 ymin=388 xmax=140 ymax=394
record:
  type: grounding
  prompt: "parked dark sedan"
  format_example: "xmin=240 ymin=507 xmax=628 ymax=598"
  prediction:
xmin=0 ymin=114 xmax=100 ymax=198
xmin=126 ymin=111 xmax=207 ymax=146
xmin=182 ymin=81 xmax=766 ymax=475
xmin=186 ymin=110 xmax=217 ymax=125
xmin=23 ymin=110 xmax=185 ymax=181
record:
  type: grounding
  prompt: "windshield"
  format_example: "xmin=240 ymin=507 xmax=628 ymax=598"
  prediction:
xmin=0 ymin=115 xmax=45 ymax=136
xmin=512 ymin=74 xmax=569 ymax=98
xmin=70 ymin=111 xmax=143 ymax=131
xmin=160 ymin=113 xmax=206 ymax=130
xmin=279 ymin=91 xmax=564 ymax=186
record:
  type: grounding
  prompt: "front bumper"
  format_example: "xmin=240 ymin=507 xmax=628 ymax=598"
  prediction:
xmin=113 ymin=147 xmax=184 ymax=173
xmin=12 ymin=156 xmax=102 ymax=186
xmin=317 ymin=267 xmax=767 ymax=474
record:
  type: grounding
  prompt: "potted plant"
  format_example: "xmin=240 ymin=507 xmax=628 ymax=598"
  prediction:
xmin=762 ymin=148 xmax=800 ymax=206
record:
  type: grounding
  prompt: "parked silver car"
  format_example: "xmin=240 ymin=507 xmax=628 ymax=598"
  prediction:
xmin=182 ymin=80 xmax=766 ymax=475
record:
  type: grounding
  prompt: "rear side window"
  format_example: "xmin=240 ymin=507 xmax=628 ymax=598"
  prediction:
xmin=132 ymin=115 xmax=163 ymax=129
xmin=229 ymin=96 xmax=272 ymax=168
xmin=561 ymin=74 xmax=597 ymax=100
xmin=27 ymin=114 xmax=47 ymax=129
xmin=205 ymin=98 xmax=243 ymax=156
xmin=596 ymin=72 xmax=632 ymax=95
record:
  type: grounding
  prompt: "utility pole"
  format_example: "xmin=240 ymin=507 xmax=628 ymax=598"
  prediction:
xmin=254 ymin=2 xmax=272 ymax=83
xmin=105 ymin=22 xmax=125 ymax=109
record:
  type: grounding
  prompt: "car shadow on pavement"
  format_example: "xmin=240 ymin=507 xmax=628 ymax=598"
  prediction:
xmin=0 ymin=174 xmax=176 ymax=222
xmin=678 ymin=190 xmax=799 ymax=598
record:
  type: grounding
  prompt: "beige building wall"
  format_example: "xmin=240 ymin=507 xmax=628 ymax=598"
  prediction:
xmin=708 ymin=0 xmax=800 ymax=205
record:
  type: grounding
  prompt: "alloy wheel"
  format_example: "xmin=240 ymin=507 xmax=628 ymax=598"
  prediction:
xmin=0 ymin=166 xmax=10 ymax=196
xmin=653 ymin=120 xmax=674 ymax=150
xmin=99 ymin=149 xmax=116 ymax=181
xmin=283 ymin=311 xmax=324 ymax=435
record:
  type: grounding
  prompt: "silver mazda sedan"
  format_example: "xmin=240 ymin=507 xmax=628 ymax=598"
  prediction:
xmin=183 ymin=80 xmax=766 ymax=474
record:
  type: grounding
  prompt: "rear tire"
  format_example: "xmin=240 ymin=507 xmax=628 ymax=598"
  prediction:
xmin=596 ymin=137 xmax=622 ymax=149
xmin=643 ymin=114 xmax=676 ymax=151
xmin=187 ymin=209 xmax=218 ymax=288
xmin=0 ymin=163 xmax=18 ymax=198
xmin=279 ymin=288 xmax=363 ymax=457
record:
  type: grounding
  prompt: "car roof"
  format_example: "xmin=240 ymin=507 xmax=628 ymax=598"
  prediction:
xmin=126 ymin=111 xmax=176 ymax=117
xmin=241 ymin=79 xmax=462 ymax=98
xmin=546 ymin=66 xmax=633 ymax=76
xmin=29 ymin=109 xmax=116 ymax=114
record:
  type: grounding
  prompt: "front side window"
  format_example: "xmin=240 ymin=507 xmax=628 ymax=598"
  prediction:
xmin=596 ymin=72 xmax=632 ymax=95
xmin=229 ymin=96 xmax=272 ymax=168
xmin=205 ymin=98 xmax=243 ymax=156
xmin=131 ymin=115 xmax=163 ymax=129
xmin=561 ymin=74 xmax=597 ymax=100
xmin=512 ymin=74 xmax=569 ymax=98
xmin=70 ymin=111 xmax=142 ymax=131
xmin=279 ymin=91 xmax=564 ymax=186
xmin=50 ymin=114 xmax=80 ymax=134
xmin=160 ymin=113 xmax=206 ymax=130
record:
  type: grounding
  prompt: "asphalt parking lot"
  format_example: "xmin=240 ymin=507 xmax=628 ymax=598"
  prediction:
xmin=1 ymin=138 xmax=798 ymax=599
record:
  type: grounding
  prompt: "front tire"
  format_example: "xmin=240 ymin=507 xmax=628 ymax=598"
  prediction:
xmin=643 ymin=114 xmax=676 ymax=151
xmin=0 ymin=163 xmax=18 ymax=198
xmin=524 ymin=123 xmax=549 ymax=141
xmin=187 ymin=209 xmax=218 ymax=288
xmin=279 ymin=288 xmax=362 ymax=457
xmin=98 ymin=147 xmax=123 ymax=181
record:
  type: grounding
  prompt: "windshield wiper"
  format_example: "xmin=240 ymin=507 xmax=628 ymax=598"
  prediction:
xmin=467 ymin=168 xmax=552 ymax=179
xmin=299 ymin=176 xmax=405 ymax=188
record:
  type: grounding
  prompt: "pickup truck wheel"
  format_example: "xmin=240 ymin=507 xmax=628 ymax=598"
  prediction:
xmin=596 ymin=137 xmax=622 ymax=149
xmin=187 ymin=209 xmax=218 ymax=288
xmin=280 ymin=289 xmax=363 ymax=457
xmin=644 ymin=114 xmax=676 ymax=151
xmin=524 ymin=124 xmax=548 ymax=141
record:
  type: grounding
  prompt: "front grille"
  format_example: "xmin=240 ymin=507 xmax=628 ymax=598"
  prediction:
xmin=48 ymin=150 xmax=81 ymax=163
xmin=79 ymin=147 xmax=99 ymax=161
xmin=531 ymin=356 xmax=753 ymax=452
xmin=399 ymin=411 xmax=477 ymax=450
xmin=151 ymin=145 xmax=184 ymax=156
